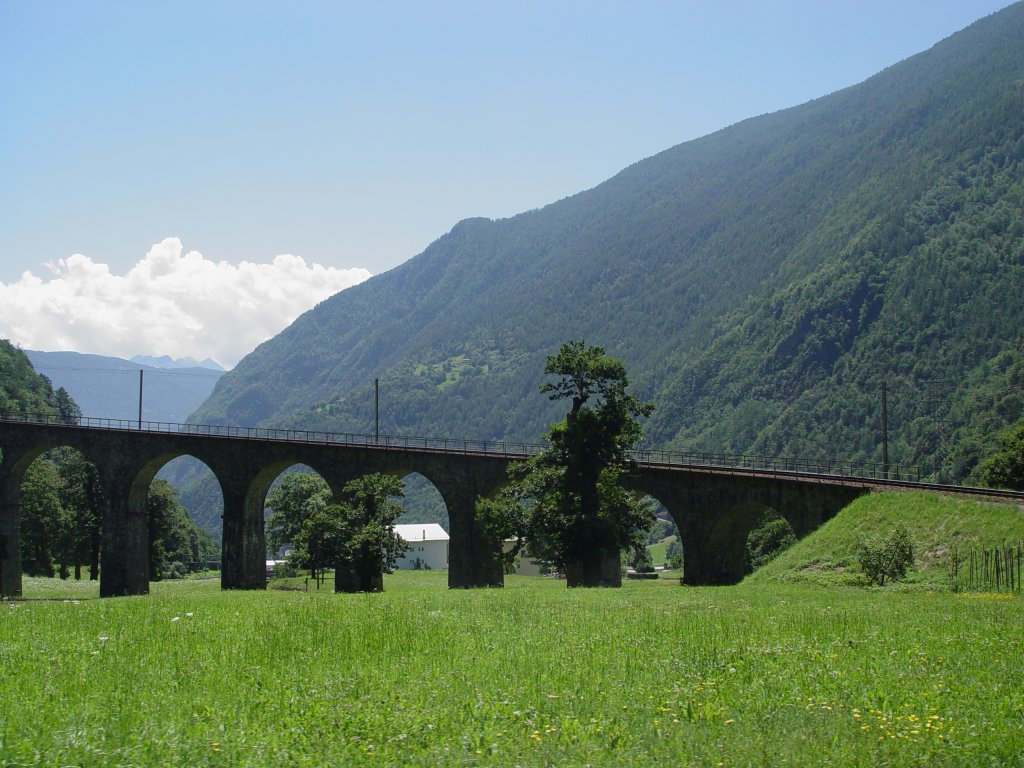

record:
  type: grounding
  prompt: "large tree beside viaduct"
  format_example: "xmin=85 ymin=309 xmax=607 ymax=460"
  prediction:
xmin=486 ymin=341 xmax=655 ymax=587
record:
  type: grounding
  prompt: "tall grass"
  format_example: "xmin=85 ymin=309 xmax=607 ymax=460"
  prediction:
xmin=2 ymin=571 xmax=1022 ymax=766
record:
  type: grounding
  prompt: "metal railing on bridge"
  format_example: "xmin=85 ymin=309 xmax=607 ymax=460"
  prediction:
xmin=0 ymin=410 xmax=923 ymax=483
xmin=630 ymin=447 xmax=922 ymax=482
xmin=0 ymin=411 xmax=544 ymax=457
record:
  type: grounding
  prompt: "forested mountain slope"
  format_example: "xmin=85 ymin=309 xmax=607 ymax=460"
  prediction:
xmin=0 ymin=341 xmax=67 ymax=420
xmin=193 ymin=3 xmax=1024 ymax=483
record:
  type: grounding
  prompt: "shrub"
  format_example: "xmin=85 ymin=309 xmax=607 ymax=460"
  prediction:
xmin=166 ymin=561 xmax=187 ymax=580
xmin=976 ymin=419 xmax=1024 ymax=490
xmin=628 ymin=543 xmax=654 ymax=572
xmin=745 ymin=513 xmax=797 ymax=572
xmin=857 ymin=524 xmax=915 ymax=586
xmin=665 ymin=540 xmax=684 ymax=571
xmin=272 ymin=561 xmax=299 ymax=579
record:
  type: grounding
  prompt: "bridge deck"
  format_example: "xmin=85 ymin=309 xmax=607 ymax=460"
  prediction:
xmin=2 ymin=413 xmax=1022 ymax=504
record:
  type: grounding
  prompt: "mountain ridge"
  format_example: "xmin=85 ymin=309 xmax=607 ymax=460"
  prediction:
xmin=191 ymin=3 xmax=1024 ymax=483
xmin=26 ymin=350 xmax=223 ymax=424
xmin=131 ymin=354 xmax=225 ymax=372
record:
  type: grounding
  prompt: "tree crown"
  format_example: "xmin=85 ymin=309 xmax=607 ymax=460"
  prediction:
xmin=540 ymin=340 xmax=644 ymax=417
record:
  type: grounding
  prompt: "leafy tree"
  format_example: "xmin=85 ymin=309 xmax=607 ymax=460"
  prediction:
xmin=332 ymin=473 xmax=408 ymax=593
xmin=147 ymin=480 xmax=216 ymax=580
xmin=486 ymin=341 xmax=654 ymax=587
xmin=17 ymin=451 xmax=101 ymax=583
xmin=0 ymin=340 xmax=65 ymax=419
xmin=287 ymin=503 xmax=345 ymax=589
xmin=53 ymin=387 xmax=81 ymax=425
xmin=665 ymin=539 xmax=684 ymax=571
xmin=476 ymin=490 xmax=531 ymax=575
xmin=19 ymin=459 xmax=63 ymax=576
xmin=976 ymin=419 xmax=1024 ymax=491
xmin=627 ymin=541 xmax=653 ymax=573
xmin=54 ymin=448 xmax=104 ymax=580
xmin=857 ymin=524 xmax=915 ymax=587
xmin=287 ymin=473 xmax=408 ymax=592
xmin=265 ymin=472 xmax=331 ymax=556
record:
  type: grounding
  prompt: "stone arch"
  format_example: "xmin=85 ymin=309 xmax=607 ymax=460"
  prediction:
xmin=155 ymin=455 xmax=224 ymax=542
xmin=632 ymin=492 xmax=680 ymax=570
xmin=258 ymin=462 xmax=337 ymax=560
xmin=396 ymin=471 xmax=449 ymax=530
xmin=0 ymin=437 xmax=114 ymax=595
xmin=128 ymin=451 xmax=224 ymax=579
xmin=391 ymin=471 xmax=449 ymax=574
xmin=256 ymin=461 xmax=327 ymax=506
xmin=625 ymin=469 xmax=867 ymax=585
xmin=744 ymin=507 xmax=797 ymax=574
xmin=703 ymin=500 xmax=775 ymax=585
xmin=619 ymin=475 xmax=698 ymax=582
xmin=215 ymin=455 xmax=356 ymax=591
xmin=132 ymin=451 xmax=225 ymax=510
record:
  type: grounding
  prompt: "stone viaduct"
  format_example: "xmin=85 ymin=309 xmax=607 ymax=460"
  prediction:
xmin=0 ymin=418 xmax=893 ymax=598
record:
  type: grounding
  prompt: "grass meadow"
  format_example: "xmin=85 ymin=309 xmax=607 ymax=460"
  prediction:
xmin=2 ymin=571 xmax=1022 ymax=767
xmin=3 ymin=490 xmax=1024 ymax=767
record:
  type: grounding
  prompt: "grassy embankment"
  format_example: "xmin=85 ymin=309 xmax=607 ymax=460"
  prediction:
xmin=749 ymin=490 xmax=1024 ymax=590
xmin=1 ymin=491 xmax=1022 ymax=767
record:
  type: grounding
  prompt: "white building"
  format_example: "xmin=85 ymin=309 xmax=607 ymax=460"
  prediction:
xmin=503 ymin=540 xmax=544 ymax=576
xmin=393 ymin=523 xmax=449 ymax=570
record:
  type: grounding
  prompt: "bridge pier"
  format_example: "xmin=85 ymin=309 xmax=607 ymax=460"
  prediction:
xmin=674 ymin=516 xmax=753 ymax=586
xmin=447 ymin=513 xmax=504 ymax=588
xmin=220 ymin=475 xmax=268 ymax=591
xmin=446 ymin=505 xmax=501 ymax=589
xmin=432 ymin=462 xmax=507 ymax=588
xmin=0 ymin=453 xmax=24 ymax=598
xmin=98 ymin=476 xmax=150 ymax=597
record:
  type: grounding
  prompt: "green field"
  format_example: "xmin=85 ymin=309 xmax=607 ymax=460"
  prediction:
xmin=2 ymin=493 xmax=1023 ymax=766
xmin=647 ymin=535 xmax=675 ymax=566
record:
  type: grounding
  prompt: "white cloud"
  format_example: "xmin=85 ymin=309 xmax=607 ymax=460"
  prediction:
xmin=0 ymin=238 xmax=372 ymax=368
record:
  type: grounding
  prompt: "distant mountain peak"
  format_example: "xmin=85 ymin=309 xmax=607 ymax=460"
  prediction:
xmin=131 ymin=354 xmax=225 ymax=371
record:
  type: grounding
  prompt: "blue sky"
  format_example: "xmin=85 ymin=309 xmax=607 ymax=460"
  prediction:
xmin=0 ymin=1 xmax=1012 ymax=365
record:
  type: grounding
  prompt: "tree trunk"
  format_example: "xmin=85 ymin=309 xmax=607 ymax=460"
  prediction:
xmin=334 ymin=558 xmax=384 ymax=593
xmin=90 ymin=533 xmax=100 ymax=580
xmin=360 ymin=569 xmax=384 ymax=592
xmin=566 ymin=548 xmax=622 ymax=587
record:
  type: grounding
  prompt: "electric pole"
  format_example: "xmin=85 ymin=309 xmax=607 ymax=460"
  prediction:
xmin=881 ymin=380 xmax=889 ymax=479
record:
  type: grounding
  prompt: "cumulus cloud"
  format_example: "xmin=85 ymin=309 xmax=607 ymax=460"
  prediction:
xmin=0 ymin=238 xmax=372 ymax=368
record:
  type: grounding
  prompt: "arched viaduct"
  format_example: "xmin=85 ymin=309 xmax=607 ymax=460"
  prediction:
xmin=0 ymin=418 xmax=937 ymax=598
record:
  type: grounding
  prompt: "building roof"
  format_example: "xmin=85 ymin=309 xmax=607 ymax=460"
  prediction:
xmin=393 ymin=523 xmax=449 ymax=542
